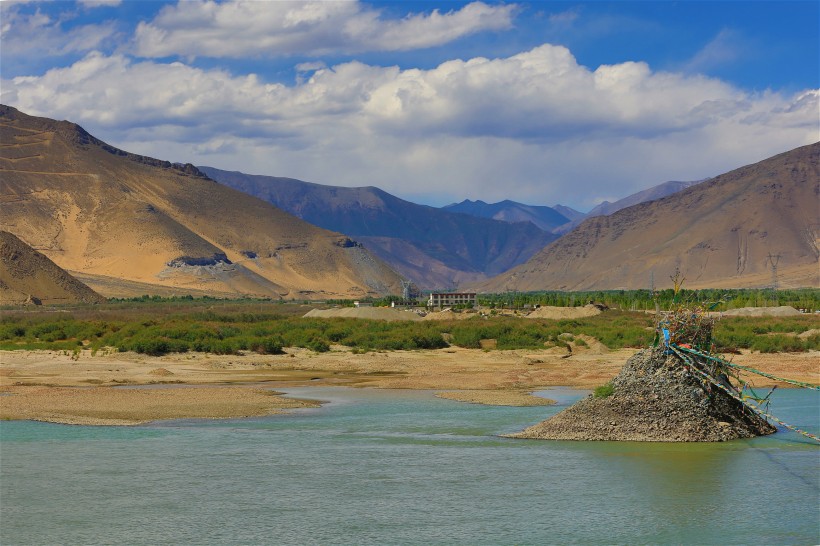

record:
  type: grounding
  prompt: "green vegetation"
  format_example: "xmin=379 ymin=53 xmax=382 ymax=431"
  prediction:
xmin=712 ymin=316 xmax=819 ymax=353
xmin=445 ymin=312 xmax=654 ymax=350
xmin=593 ymin=382 xmax=615 ymax=398
xmin=0 ymin=302 xmax=816 ymax=356
xmin=0 ymin=313 xmax=449 ymax=356
xmin=476 ymin=288 xmax=820 ymax=313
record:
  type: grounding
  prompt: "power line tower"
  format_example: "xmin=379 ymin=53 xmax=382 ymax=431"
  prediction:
xmin=766 ymin=253 xmax=782 ymax=291
xmin=401 ymin=280 xmax=413 ymax=301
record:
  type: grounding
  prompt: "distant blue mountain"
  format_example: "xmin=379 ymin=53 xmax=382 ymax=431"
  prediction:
xmin=442 ymin=199 xmax=571 ymax=233
xmin=199 ymin=167 xmax=557 ymax=289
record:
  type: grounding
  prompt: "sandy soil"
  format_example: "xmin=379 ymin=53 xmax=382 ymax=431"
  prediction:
xmin=714 ymin=306 xmax=803 ymax=317
xmin=0 ymin=386 xmax=319 ymax=426
xmin=1 ymin=345 xmax=817 ymax=425
xmin=304 ymin=307 xmax=423 ymax=321
xmin=525 ymin=304 xmax=602 ymax=319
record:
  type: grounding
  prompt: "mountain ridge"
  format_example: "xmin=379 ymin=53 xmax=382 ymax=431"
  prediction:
xmin=0 ymin=105 xmax=402 ymax=299
xmin=474 ymin=143 xmax=820 ymax=291
xmin=441 ymin=199 xmax=570 ymax=233
xmin=199 ymin=166 xmax=557 ymax=289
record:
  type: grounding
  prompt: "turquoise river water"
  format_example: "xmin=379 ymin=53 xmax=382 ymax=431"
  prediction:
xmin=1 ymin=387 xmax=818 ymax=545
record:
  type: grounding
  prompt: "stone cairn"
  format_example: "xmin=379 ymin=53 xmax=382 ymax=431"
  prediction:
xmin=511 ymin=304 xmax=779 ymax=442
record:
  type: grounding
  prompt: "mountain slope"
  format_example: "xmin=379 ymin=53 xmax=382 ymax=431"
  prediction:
xmin=586 ymin=180 xmax=699 ymax=219
xmin=441 ymin=199 xmax=570 ymax=232
xmin=199 ymin=167 xmax=557 ymax=289
xmin=0 ymin=231 xmax=105 ymax=305
xmin=553 ymin=180 xmax=702 ymax=234
xmin=552 ymin=204 xmax=586 ymax=223
xmin=0 ymin=105 xmax=401 ymax=299
xmin=475 ymin=143 xmax=820 ymax=291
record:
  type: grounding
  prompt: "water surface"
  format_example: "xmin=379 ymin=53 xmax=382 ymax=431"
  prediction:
xmin=1 ymin=387 xmax=818 ymax=545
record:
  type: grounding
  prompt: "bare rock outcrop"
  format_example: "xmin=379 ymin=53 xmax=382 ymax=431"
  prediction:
xmin=511 ymin=347 xmax=776 ymax=442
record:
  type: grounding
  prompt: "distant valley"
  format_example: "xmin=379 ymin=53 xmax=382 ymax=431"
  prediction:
xmin=200 ymin=167 xmax=557 ymax=289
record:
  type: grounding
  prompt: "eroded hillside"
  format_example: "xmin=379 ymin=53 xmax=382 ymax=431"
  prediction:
xmin=0 ymin=106 xmax=402 ymax=299
xmin=477 ymin=143 xmax=820 ymax=291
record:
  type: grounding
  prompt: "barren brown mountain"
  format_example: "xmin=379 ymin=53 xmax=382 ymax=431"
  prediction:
xmin=0 ymin=106 xmax=402 ymax=299
xmin=0 ymin=231 xmax=105 ymax=305
xmin=476 ymin=143 xmax=819 ymax=291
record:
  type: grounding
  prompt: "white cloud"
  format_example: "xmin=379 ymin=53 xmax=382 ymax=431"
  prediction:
xmin=3 ymin=46 xmax=817 ymax=210
xmin=548 ymin=9 xmax=579 ymax=26
xmin=78 ymin=0 xmax=123 ymax=8
xmin=0 ymin=3 xmax=119 ymax=72
xmin=133 ymin=0 xmax=517 ymax=58
xmin=684 ymin=28 xmax=745 ymax=74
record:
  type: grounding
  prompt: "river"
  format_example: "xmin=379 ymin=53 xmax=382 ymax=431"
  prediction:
xmin=1 ymin=387 xmax=818 ymax=544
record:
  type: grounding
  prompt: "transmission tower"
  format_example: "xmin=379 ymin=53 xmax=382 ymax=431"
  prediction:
xmin=401 ymin=280 xmax=413 ymax=301
xmin=766 ymin=253 xmax=782 ymax=291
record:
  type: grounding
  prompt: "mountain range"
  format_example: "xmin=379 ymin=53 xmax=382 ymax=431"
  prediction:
xmin=2 ymin=105 xmax=815 ymax=301
xmin=0 ymin=105 xmax=402 ymax=300
xmin=441 ymin=199 xmax=571 ymax=233
xmin=475 ymin=142 xmax=819 ymax=291
xmin=199 ymin=167 xmax=557 ymax=289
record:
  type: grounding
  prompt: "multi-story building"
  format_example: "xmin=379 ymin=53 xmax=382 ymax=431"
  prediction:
xmin=427 ymin=292 xmax=476 ymax=309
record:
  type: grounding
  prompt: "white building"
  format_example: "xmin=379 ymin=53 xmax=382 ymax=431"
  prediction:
xmin=427 ymin=292 xmax=476 ymax=308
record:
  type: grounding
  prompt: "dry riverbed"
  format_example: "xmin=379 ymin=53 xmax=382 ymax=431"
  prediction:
xmin=1 ymin=345 xmax=817 ymax=426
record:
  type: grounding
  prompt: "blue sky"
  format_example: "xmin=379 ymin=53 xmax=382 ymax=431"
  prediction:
xmin=1 ymin=0 xmax=818 ymax=210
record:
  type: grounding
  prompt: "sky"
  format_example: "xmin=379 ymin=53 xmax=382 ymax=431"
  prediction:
xmin=1 ymin=1 xmax=818 ymax=211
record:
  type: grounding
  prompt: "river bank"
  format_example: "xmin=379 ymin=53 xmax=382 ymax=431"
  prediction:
xmin=1 ymin=346 xmax=817 ymax=425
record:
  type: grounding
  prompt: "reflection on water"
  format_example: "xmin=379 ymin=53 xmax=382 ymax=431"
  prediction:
xmin=1 ymin=387 xmax=817 ymax=545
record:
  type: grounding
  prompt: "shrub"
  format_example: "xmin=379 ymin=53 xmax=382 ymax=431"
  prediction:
xmin=252 ymin=338 xmax=284 ymax=355
xmin=307 ymin=339 xmax=330 ymax=353
xmin=593 ymin=382 xmax=615 ymax=398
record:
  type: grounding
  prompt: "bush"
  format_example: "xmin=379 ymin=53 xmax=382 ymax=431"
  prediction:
xmin=307 ymin=339 xmax=330 ymax=353
xmin=252 ymin=338 xmax=284 ymax=355
xmin=593 ymin=382 xmax=615 ymax=398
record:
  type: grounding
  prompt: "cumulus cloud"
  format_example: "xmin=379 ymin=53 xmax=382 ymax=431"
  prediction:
xmin=0 ymin=3 xmax=120 ymax=75
xmin=3 ymin=45 xmax=817 ymax=209
xmin=133 ymin=0 xmax=517 ymax=58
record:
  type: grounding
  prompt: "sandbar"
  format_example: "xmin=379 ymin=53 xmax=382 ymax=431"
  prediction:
xmin=1 ymin=345 xmax=817 ymax=426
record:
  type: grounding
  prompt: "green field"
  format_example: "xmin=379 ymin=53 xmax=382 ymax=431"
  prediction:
xmin=1 ymin=294 xmax=817 ymax=356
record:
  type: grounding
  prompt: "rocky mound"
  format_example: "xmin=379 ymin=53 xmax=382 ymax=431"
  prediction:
xmin=303 ymin=307 xmax=422 ymax=321
xmin=511 ymin=347 xmax=776 ymax=442
xmin=0 ymin=231 xmax=105 ymax=305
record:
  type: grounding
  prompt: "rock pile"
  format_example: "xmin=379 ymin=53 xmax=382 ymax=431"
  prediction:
xmin=511 ymin=347 xmax=776 ymax=442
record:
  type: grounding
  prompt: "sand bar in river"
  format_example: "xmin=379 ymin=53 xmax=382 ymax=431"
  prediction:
xmin=1 ymin=345 xmax=817 ymax=425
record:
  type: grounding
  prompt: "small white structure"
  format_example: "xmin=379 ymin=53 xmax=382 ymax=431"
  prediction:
xmin=353 ymin=301 xmax=373 ymax=308
xmin=427 ymin=292 xmax=476 ymax=309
